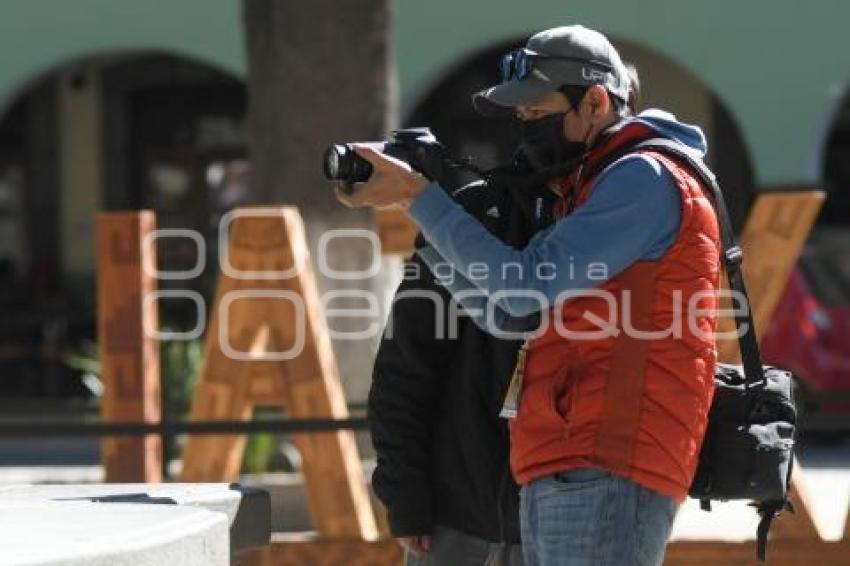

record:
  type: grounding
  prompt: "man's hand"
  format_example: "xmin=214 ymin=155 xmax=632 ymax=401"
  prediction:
xmin=397 ymin=535 xmax=432 ymax=557
xmin=335 ymin=145 xmax=428 ymax=210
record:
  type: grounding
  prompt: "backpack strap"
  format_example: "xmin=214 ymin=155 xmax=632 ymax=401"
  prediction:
xmin=752 ymin=449 xmax=796 ymax=561
xmin=754 ymin=498 xmax=796 ymax=561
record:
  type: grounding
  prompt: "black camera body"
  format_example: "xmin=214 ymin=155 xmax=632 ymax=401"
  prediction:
xmin=322 ymin=127 xmax=446 ymax=189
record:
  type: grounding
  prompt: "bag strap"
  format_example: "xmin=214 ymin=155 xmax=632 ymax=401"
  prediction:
xmin=629 ymin=138 xmax=765 ymax=384
xmin=624 ymin=138 xmax=791 ymax=562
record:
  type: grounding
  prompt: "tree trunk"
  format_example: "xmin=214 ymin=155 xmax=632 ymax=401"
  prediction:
xmin=241 ymin=0 xmax=397 ymax=404
xmin=243 ymin=0 xmax=396 ymax=210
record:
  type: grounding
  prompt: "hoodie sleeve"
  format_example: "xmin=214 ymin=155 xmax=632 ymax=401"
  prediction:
xmin=409 ymin=153 xmax=682 ymax=316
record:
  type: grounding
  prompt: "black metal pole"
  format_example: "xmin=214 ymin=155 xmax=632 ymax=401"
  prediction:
xmin=0 ymin=417 xmax=369 ymax=437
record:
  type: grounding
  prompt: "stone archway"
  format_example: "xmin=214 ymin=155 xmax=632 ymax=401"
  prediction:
xmin=820 ymin=89 xmax=850 ymax=226
xmin=0 ymin=51 xmax=245 ymax=403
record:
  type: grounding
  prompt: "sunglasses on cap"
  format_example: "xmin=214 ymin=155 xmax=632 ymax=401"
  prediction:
xmin=499 ymin=47 xmax=613 ymax=83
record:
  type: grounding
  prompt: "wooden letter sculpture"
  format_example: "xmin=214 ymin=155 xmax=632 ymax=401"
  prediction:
xmin=716 ymin=190 xmax=825 ymax=362
xmin=180 ymin=206 xmax=377 ymax=540
xmin=664 ymin=189 xmax=833 ymax=564
xmin=96 ymin=211 xmax=162 ymax=482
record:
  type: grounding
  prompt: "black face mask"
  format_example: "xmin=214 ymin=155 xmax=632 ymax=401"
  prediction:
xmin=517 ymin=112 xmax=587 ymax=172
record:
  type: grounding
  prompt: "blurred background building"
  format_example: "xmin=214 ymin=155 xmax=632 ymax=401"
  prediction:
xmin=0 ymin=0 xmax=848 ymax=474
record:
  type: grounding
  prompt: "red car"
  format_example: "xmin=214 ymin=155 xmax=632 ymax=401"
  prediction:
xmin=761 ymin=231 xmax=850 ymax=421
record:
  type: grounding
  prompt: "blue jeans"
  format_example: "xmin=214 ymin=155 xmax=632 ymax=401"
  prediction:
xmin=519 ymin=468 xmax=678 ymax=566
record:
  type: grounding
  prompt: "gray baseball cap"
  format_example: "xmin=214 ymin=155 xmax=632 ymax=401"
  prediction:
xmin=473 ymin=25 xmax=631 ymax=117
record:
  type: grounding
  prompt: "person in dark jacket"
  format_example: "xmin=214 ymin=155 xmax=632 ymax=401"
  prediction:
xmin=369 ymin=171 xmax=555 ymax=565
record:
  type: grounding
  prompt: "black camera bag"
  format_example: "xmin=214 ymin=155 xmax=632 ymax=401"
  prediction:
xmin=630 ymin=139 xmax=798 ymax=562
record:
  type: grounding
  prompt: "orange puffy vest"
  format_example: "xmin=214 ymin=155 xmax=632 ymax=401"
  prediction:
xmin=509 ymin=123 xmax=720 ymax=502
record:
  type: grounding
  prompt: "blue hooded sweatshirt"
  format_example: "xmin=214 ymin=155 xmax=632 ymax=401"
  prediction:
xmin=410 ymin=109 xmax=708 ymax=335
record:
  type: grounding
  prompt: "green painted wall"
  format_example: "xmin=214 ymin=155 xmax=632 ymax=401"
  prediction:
xmin=395 ymin=0 xmax=849 ymax=186
xmin=1 ymin=0 xmax=847 ymax=186
xmin=0 ymin=0 xmax=244 ymax=97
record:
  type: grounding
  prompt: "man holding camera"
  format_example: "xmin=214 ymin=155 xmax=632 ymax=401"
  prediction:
xmin=340 ymin=25 xmax=720 ymax=566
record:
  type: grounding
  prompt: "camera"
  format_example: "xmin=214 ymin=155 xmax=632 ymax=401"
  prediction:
xmin=322 ymin=127 xmax=446 ymax=189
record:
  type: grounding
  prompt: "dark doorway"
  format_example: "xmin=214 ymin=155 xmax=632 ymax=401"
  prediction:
xmin=102 ymin=54 xmax=247 ymax=331
xmin=0 ymin=53 xmax=247 ymax=403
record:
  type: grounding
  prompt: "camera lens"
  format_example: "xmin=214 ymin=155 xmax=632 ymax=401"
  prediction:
xmin=323 ymin=144 xmax=348 ymax=181
xmin=322 ymin=143 xmax=374 ymax=183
